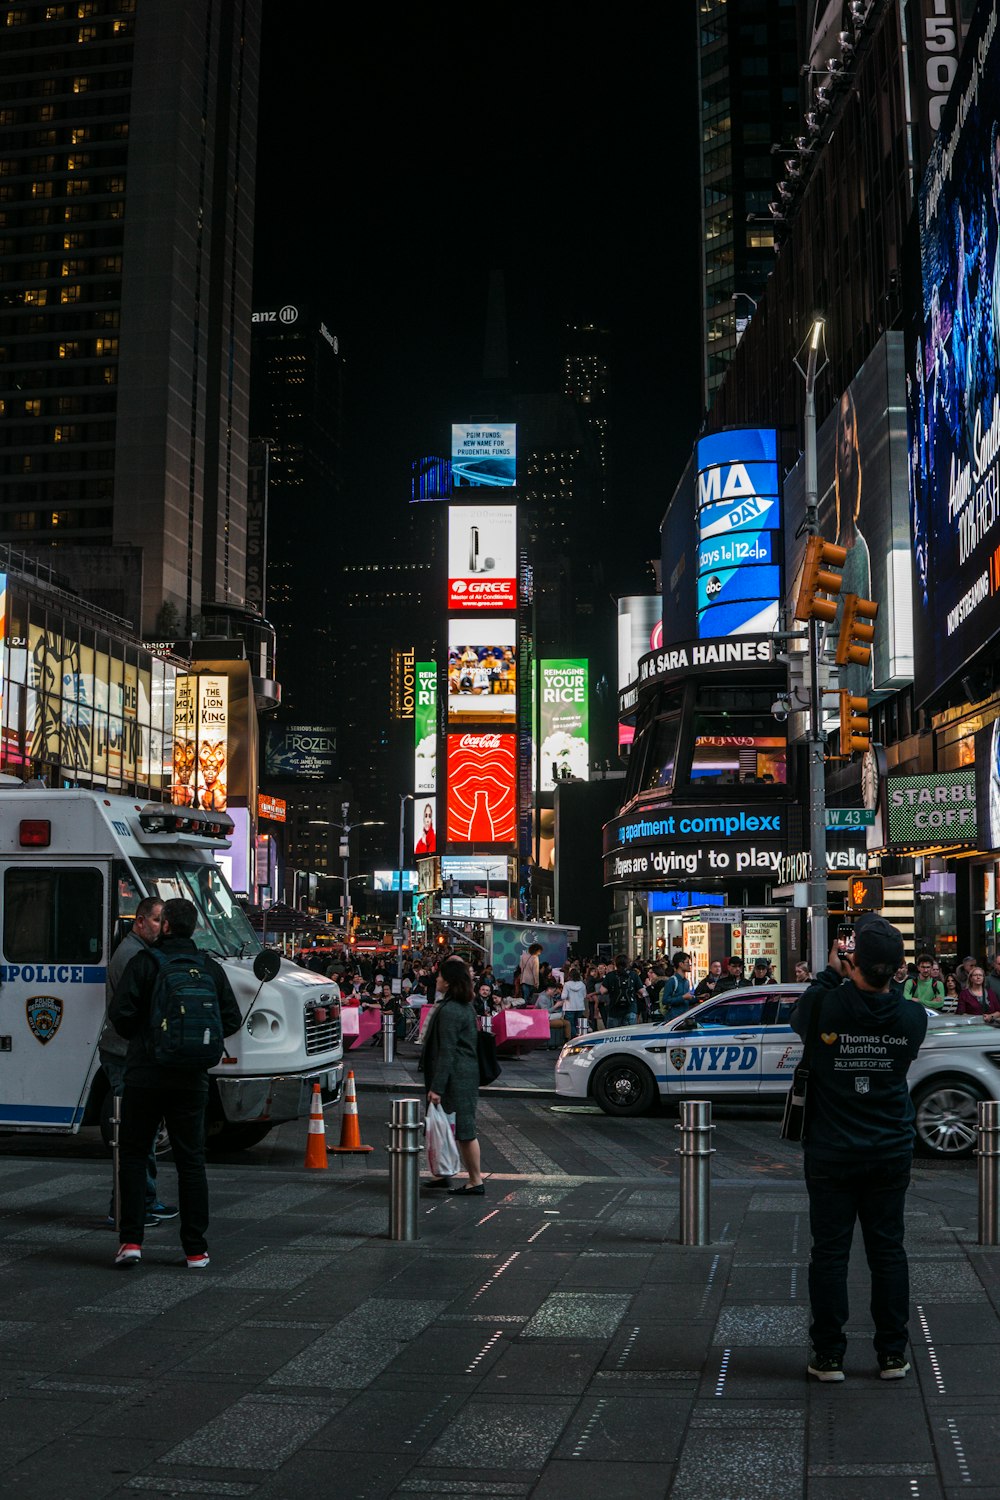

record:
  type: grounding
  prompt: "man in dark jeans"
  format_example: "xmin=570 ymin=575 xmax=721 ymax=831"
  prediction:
xmin=791 ymin=916 xmax=927 ymax=1382
xmin=109 ymin=898 xmax=242 ymax=1270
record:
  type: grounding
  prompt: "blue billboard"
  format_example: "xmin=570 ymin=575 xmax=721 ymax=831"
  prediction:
xmin=696 ymin=428 xmax=781 ymax=637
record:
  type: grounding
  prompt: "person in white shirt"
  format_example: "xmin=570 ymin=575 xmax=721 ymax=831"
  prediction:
xmin=558 ymin=965 xmax=587 ymax=1039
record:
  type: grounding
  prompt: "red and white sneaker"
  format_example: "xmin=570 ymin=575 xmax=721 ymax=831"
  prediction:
xmin=185 ymin=1252 xmax=210 ymax=1270
xmin=115 ymin=1243 xmax=142 ymax=1268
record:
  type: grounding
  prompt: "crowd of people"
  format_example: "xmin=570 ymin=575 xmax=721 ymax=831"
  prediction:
xmin=294 ymin=941 xmax=1000 ymax=1041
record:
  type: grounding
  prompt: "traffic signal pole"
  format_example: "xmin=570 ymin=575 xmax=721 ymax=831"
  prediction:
xmin=799 ymin=320 xmax=829 ymax=974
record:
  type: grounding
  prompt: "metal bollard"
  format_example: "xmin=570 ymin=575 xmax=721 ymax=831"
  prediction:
xmin=382 ymin=1010 xmax=396 ymax=1064
xmin=675 ymin=1099 xmax=715 ymax=1246
xmin=388 ymin=1097 xmax=422 ymax=1241
xmin=111 ymin=1093 xmax=122 ymax=1234
xmin=978 ymin=1099 xmax=1000 ymax=1246
xmin=578 ymin=1016 xmax=590 ymax=1036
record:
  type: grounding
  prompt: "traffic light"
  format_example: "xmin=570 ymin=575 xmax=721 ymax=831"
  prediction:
xmin=793 ymin=536 xmax=847 ymax=623
xmin=836 ymin=593 xmax=879 ymax=666
xmin=848 ymin=874 xmax=883 ymax=911
xmin=839 ymin=690 xmax=870 ymax=756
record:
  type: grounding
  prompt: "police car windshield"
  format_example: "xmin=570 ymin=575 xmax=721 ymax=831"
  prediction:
xmin=131 ymin=858 xmax=261 ymax=959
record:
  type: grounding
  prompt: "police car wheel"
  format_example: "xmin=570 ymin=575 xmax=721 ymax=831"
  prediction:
xmin=591 ymin=1057 xmax=656 ymax=1116
xmin=912 ymin=1077 xmax=984 ymax=1158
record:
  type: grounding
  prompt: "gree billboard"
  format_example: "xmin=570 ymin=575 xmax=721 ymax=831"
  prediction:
xmin=540 ymin=659 xmax=589 ymax=790
xmin=447 ymin=503 xmax=517 ymax=611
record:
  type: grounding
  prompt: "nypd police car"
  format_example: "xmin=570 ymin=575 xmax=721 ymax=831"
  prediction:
xmin=555 ymin=985 xmax=1000 ymax=1158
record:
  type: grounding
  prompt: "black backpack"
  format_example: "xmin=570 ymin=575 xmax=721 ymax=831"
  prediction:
xmin=148 ymin=949 xmax=225 ymax=1070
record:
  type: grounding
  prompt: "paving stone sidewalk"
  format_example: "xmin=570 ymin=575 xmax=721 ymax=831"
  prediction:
xmin=0 ymin=1129 xmax=996 ymax=1500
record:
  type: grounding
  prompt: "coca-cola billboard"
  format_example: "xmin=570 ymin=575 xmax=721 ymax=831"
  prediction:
xmin=446 ymin=733 xmax=516 ymax=845
xmin=448 ymin=503 xmax=517 ymax=611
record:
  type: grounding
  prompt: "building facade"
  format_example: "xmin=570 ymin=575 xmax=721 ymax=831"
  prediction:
xmin=0 ymin=0 xmax=261 ymax=633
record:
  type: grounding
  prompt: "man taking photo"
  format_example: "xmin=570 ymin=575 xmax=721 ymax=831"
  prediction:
xmin=110 ymin=898 xmax=243 ymax=1270
xmin=791 ymin=914 xmax=927 ymax=1383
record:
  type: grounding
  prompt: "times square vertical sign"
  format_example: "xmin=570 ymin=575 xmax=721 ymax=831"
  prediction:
xmin=907 ymin=0 xmax=1000 ymax=703
xmin=695 ymin=428 xmax=781 ymax=638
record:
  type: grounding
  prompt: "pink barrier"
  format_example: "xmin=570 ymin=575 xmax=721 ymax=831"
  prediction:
xmin=491 ymin=1008 xmax=550 ymax=1050
xmin=341 ymin=1006 xmax=382 ymax=1049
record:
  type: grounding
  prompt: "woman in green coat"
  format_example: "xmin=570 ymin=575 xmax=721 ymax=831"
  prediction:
xmin=422 ymin=956 xmax=485 ymax=1195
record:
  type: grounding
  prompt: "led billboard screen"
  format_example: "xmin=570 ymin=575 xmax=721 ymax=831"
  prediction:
xmin=446 ymin=732 xmax=517 ymax=845
xmin=447 ymin=619 xmax=516 ymax=724
xmin=264 ymin=725 xmax=336 ymax=780
xmin=373 ymin=869 xmax=419 ymax=892
xmin=786 ymin=333 xmax=913 ymax=698
xmin=540 ymin=659 xmax=589 ymax=789
xmin=172 ymin=674 xmax=228 ymax=811
xmin=447 ymin=503 xmax=517 ymax=610
xmin=414 ymin=662 xmax=436 ymax=796
xmin=413 ymin=660 xmax=437 ymax=861
xmin=440 ymin=854 xmax=510 ymax=881
xmin=451 ymin=423 xmax=516 ymax=488
xmin=906 ymin=0 xmax=1000 ymax=702
xmin=696 ymin=428 xmax=781 ymax=637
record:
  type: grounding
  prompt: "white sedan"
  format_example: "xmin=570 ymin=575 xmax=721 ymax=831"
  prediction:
xmin=555 ymin=985 xmax=1000 ymax=1158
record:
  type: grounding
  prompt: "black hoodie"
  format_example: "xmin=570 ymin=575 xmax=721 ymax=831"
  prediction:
xmin=790 ymin=966 xmax=928 ymax=1162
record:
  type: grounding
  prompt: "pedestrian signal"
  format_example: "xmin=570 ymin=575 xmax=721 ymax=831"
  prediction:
xmin=794 ymin=536 xmax=847 ymax=623
xmin=839 ymin=690 xmax=870 ymax=757
xmin=836 ymin=593 xmax=878 ymax=666
xmin=847 ymin=875 xmax=883 ymax=911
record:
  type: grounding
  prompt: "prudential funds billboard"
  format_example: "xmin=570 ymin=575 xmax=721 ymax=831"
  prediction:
xmin=907 ymin=0 xmax=1000 ymax=702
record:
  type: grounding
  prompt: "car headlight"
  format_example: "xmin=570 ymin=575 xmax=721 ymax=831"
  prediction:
xmin=561 ymin=1043 xmax=595 ymax=1058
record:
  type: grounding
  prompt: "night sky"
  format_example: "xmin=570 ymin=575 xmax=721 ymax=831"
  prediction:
xmin=252 ymin=8 xmax=702 ymax=585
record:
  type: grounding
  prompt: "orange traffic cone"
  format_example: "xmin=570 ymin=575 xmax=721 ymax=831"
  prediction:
xmin=303 ymin=1081 xmax=329 ymax=1170
xmin=328 ymin=1069 xmax=373 ymax=1154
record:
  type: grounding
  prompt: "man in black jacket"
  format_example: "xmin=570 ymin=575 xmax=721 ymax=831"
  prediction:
xmin=109 ymin=897 xmax=243 ymax=1270
xmin=791 ymin=915 xmax=927 ymax=1382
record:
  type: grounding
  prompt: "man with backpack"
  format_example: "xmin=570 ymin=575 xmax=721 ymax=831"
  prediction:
xmin=109 ymin=898 xmax=243 ymax=1271
xmin=902 ymin=953 xmax=946 ymax=1010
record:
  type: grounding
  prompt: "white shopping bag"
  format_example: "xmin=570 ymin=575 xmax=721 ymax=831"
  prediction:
xmin=425 ymin=1101 xmax=461 ymax=1178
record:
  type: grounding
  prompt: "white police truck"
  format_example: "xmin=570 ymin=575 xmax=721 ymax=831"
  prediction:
xmin=555 ymin=984 xmax=1000 ymax=1158
xmin=0 ymin=781 xmax=343 ymax=1149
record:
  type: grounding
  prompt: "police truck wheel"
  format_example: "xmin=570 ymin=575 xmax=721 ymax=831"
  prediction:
xmin=206 ymin=1122 xmax=273 ymax=1152
xmin=912 ymin=1077 xmax=984 ymax=1158
xmin=592 ymin=1057 xmax=656 ymax=1116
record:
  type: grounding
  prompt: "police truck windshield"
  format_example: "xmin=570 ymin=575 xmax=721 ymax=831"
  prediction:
xmin=131 ymin=859 xmax=261 ymax=959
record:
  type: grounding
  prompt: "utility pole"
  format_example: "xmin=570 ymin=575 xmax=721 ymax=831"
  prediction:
xmin=796 ymin=318 xmax=830 ymax=973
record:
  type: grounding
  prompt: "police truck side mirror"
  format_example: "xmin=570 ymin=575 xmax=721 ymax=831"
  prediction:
xmin=253 ymin=949 xmax=281 ymax=983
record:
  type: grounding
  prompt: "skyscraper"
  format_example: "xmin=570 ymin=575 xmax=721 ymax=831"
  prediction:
xmin=563 ymin=321 xmax=610 ymax=509
xmin=0 ymin=0 xmax=261 ymax=632
xmin=698 ymin=0 xmax=802 ymax=410
xmin=248 ymin=299 xmax=344 ymax=718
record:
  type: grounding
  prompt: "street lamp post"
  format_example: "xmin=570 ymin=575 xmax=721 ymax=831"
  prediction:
xmin=308 ymin=809 xmax=385 ymax=939
xmin=795 ymin=316 xmax=830 ymax=972
xmin=397 ymin=793 xmax=414 ymax=985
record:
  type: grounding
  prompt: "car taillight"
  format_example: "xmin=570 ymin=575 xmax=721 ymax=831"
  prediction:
xmin=19 ymin=820 xmax=50 ymax=847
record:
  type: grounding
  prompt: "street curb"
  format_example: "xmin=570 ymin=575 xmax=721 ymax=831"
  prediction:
xmin=352 ymin=1080 xmax=559 ymax=1100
